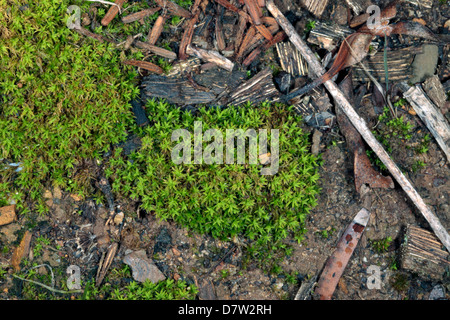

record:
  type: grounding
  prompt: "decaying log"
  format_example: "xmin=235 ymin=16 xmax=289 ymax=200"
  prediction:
xmin=315 ymin=208 xmax=371 ymax=300
xmin=122 ymin=59 xmax=164 ymax=74
xmin=122 ymin=7 xmax=161 ymax=24
xmin=101 ymin=0 xmax=127 ymax=26
xmin=134 ymin=41 xmax=177 ymax=59
xmin=299 ymin=0 xmax=330 ymax=17
xmin=154 ymin=0 xmax=192 ymax=18
xmin=400 ymin=82 xmax=450 ymax=162
xmin=352 ymin=46 xmax=422 ymax=83
xmin=266 ymin=0 xmax=450 ymax=253
xmin=186 ymin=45 xmax=235 ymax=71
xmin=226 ymin=68 xmax=280 ymax=106
xmin=147 ymin=14 xmax=167 ymax=45
xmin=276 ymin=42 xmax=309 ymax=77
xmin=401 ymin=225 xmax=450 ymax=280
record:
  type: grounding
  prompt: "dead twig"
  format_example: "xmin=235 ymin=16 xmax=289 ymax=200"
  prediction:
xmin=122 ymin=7 xmax=161 ymax=24
xmin=101 ymin=0 xmax=127 ymax=26
xmin=266 ymin=0 xmax=450 ymax=253
xmin=122 ymin=59 xmax=164 ymax=74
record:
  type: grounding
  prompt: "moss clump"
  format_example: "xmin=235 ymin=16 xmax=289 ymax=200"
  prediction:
xmin=106 ymin=100 xmax=321 ymax=268
xmin=0 ymin=0 xmax=141 ymax=213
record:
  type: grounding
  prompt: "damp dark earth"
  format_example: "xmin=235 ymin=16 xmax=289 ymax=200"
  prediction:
xmin=0 ymin=0 xmax=449 ymax=302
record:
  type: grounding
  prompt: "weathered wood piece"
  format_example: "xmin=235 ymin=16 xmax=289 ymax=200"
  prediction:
xmin=167 ymin=58 xmax=202 ymax=77
xmin=130 ymin=99 xmax=149 ymax=127
xmin=299 ymin=0 xmax=330 ymax=17
xmin=134 ymin=41 xmax=178 ymax=60
xmin=101 ymin=0 xmax=127 ymax=26
xmin=186 ymin=45 xmax=235 ymax=71
xmin=276 ymin=42 xmax=309 ymax=77
xmin=154 ymin=0 xmax=192 ymax=18
xmin=400 ymin=82 xmax=450 ymax=162
xmin=422 ymin=75 xmax=448 ymax=111
xmin=401 ymin=225 xmax=450 ymax=280
xmin=0 ymin=205 xmax=16 ymax=226
xmin=122 ymin=59 xmax=164 ymax=74
xmin=122 ymin=7 xmax=161 ymax=24
xmin=147 ymin=14 xmax=167 ymax=45
xmin=141 ymin=75 xmax=216 ymax=104
xmin=352 ymin=46 xmax=422 ymax=83
xmin=226 ymin=68 xmax=280 ymax=106
xmin=315 ymin=208 xmax=371 ymax=300
xmin=266 ymin=0 xmax=450 ymax=253
xmin=308 ymin=21 xmax=378 ymax=52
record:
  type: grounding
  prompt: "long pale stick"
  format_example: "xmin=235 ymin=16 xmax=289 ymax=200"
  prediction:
xmin=266 ymin=0 xmax=450 ymax=252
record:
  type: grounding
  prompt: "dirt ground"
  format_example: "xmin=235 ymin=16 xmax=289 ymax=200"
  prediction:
xmin=1 ymin=0 xmax=449 ymax=300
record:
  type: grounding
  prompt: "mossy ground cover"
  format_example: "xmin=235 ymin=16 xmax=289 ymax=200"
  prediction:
xmin=106 ymin=100 xmax=321 ymax=269
xmin=0 ymin=0 xmax=322 ymax=298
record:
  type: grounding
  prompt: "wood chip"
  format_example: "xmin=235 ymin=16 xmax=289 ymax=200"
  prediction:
xmin=0 ymin=205 xmax=16 ymax=226
xmin=299 ymin=0 xmax=330 ymax=17
xmin=123 ymin=59 xmax=164 ymax=74
xmin=101 ymin=0 xmax=127 ymax=26
xmin=11 ymin=231 xmax=32 ymax=271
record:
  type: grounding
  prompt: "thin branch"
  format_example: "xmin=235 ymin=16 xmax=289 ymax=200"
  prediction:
xmin=12 ymin=274 xmax=83 ymax=294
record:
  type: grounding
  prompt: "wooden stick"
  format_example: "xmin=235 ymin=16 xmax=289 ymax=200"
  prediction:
xmin=122 ymin=59 xmax=164 ymax=74
xmin=399 ymin=82 xmax=450 ymax=162
xmin=186 ymin=45 xmax=234 ymax=71
xmin=147 ymin=14 xmax=167 ymax=45
xmin=266 ymin=0 xmax=450 ymax=253
xmin=101 ymin=0 xmax=127 ymax=26
xmin=122 ymin=7 xmax=161 ymax=24
xmin=134 ymin=41 xmax=177 ymax=59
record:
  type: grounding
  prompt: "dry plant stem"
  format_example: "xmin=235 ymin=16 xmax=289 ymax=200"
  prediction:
xmin=122 ymin=7 xmax=161 ymax=23
xmin=266 ymin=0 xmax=450 ymax=253
xmin=12 ymin=274 xmax=83 ymax=294
xmin=122 ymin=59 xmax=164 ymax=74
xmin=134 ymin=41 xmax=177 ymax=59
xmin=101 ymin=0 xmax=127 ymax=26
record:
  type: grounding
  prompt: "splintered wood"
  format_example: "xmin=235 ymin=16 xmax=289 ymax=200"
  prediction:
xmin=276 ymin=42 xmax=308 ymax=77
xmin=401 ymin=225 xmax=450 ymax=280
xmin=226 ymin=68 xmax=280 ymax=106
xmin=400 ymin=82 xmax=450 ymax=162
xmin=353 ymin=46 xmax=423 ymax=83
xmin=299 ymin=0 xmax=329 ymax=17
